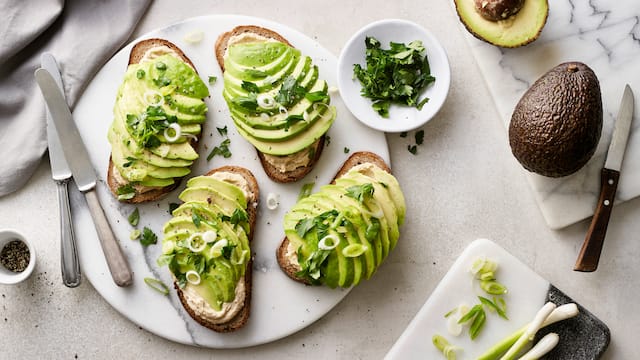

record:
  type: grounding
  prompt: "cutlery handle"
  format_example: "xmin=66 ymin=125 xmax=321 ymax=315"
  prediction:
xmin=84 ymin=189 xmax=133 ymax=287
xmin=57 ymin=180 xmax=82 ymax=288
xmin=574 ymin=168 xmax=620 ymax=272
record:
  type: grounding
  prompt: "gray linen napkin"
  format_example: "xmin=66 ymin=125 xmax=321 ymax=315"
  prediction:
xmin=0 ymin=0 xmax=151 ymax=197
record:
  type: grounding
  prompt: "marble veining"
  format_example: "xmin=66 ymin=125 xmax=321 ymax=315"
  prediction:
xmin=460 ymin=0 xmax=640 ymax=229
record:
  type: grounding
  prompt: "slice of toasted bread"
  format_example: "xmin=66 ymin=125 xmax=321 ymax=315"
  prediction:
xmin=276 ymin=151 xmax=392 ymax=284
xmin=175 ymin=165 xmax=259 ymax=332
xmin=107 ymin=38 xmax=204 ymax=203
xmin=215 ymin=25 xmax=328 ymax=183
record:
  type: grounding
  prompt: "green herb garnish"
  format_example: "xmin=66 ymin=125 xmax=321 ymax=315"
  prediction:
xmin=345 ymin=183 xmax=374 ymax=203
xmin=116 ymin=184 xmax=136 ymax=200
xmin=206 ymin=138 xmax=232 ymax=160
xmin=284 ymin=114 xmax=305 ymax=131
xmin=298 ymin=182 xmax=315 ymax=200
xmin=415 ymin=129 xmax=425 ymax=145
xmin=216 ymin=125 xmax=228 ymax=136
xmin=128 ymin=208 xmax=139 ymax=226
xmin=143 ymin=277 xmax=169 ymax=295
xmin=140 ymin=227 xmax=158 ymax=246
xmin=208 ymin=76 xmax=217 ymax=85
xmin=136 ymin=69 xmax=145 ymax=79
xmin=353 ymin=36 xmax=435 ymax=118
xmin=344 ymin=147 xmax=350 ymax=154
xmin=169 ymin=202 xmax=179 ymax=214
xmin=275 ymin=76 xmax=307 ymax=107
xmin=408 ymin=144 xmax=417 ymax=155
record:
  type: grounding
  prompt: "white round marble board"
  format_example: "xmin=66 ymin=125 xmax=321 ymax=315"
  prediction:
xmin=385 ymin=239 xmax=610 ymax=359
xmin=71 ymin=15 xmax=389 ymax=348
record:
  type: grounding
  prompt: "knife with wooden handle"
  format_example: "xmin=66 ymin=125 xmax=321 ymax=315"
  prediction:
xmin=35 ymin=68 xmax=133 ymax=287
xmin=575 ymin=85 xmax=635 ymax=272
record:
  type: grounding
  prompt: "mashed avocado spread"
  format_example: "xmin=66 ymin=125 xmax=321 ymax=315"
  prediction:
xmin=222 ymin=41 xmax=336 ymax=156
xmin=108 ymin=53 xmax=209 ymax=189
xmin=283 ymin=163 xmax=406 ymax=288
xmin=159 ymin=174 xmax=251 ymax=313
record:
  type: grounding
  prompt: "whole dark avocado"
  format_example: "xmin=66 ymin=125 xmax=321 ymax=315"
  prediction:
xmin=509 ymin=62 xmax=603 ymax=178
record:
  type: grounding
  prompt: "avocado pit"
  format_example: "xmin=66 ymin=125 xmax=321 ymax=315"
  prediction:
xmin=474 ymin=0 xmax=525 ymax=21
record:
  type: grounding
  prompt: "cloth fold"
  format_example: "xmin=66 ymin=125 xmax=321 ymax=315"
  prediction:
xmin=0 ymin=0 xmax=151 ymax=197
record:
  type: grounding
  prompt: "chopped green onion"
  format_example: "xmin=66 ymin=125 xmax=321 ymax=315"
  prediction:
xmin=342 ymin=244 xmax=367 ymax=257
xmin=298 ymin=182 xmax=315 ymax=200
xmin=481 ymin=280 xmax=508 ymax=295
xmin=432 ymin=334 xmax=460 ymax=360
xmin=144 ymin=277 xmax=169 ymax=295
xmin=129 ymin=229 xmax=141 ymax=240
xmin=478 ymin=296 xmax=508 ymax=320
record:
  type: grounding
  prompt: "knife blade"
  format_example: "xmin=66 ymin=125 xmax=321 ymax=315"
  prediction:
xmin=35 ymin=68 xmax=133 ymax=287
xmin=574 ymin=85 xmax=635 ymax=272
xmin=41 ymin=53 xmax=81 ymax=288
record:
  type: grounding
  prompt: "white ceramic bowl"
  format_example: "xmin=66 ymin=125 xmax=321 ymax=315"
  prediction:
xmin=337 ymin=19 xmax=451 ymax=133
xmin=0 ymin=229 xmax=36 ymax=285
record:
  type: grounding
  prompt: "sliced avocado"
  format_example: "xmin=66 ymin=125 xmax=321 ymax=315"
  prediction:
xmin=236 ymin=105 xmax=335 ymax=156
xmin=162 ymin=105 xmax=207 ymax=124
xmin=109 ymin=126 xmax=194 ymax=168
xmin=148 ymin=142 xmax=198 ymax=161
xmin=166 ymin=93 xmax=207 ymax=115
xmin=226 ymin=42 xmax=294 ymax=73
xmin=179 ymin=186 xmax=243 ymax=215
xmin=139 ymin=176 xmax=174 ymax=187
xmin=186 ymin=176 xmax=247 ymax=208
xmin=454 ymin=0 xmax=548 ymax=48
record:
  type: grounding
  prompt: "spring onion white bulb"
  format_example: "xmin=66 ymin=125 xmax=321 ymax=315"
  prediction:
xmin=303 ymin=111 xmax=310 ymax=122
xmin=163 ymin=123 xmax=182 ymax=143
xmin=185 ymin=270 xmax=201 ymax=285
xmin=518 ymin=333 xmax=560 ymax=360
xmin=318 ymin=234 xmax=340 ymax=250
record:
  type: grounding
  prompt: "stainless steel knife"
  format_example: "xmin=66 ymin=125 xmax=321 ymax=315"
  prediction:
xmin=575 ymin=85 xmax=635 ymax=272
xmin=41 ymin=53 xmax=81 ymax=288
xmin=35 ymin=68 xmax=133 ymax=287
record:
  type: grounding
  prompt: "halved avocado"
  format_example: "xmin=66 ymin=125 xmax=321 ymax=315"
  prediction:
xmin=454 ymin=0 xmax=549 ymax=48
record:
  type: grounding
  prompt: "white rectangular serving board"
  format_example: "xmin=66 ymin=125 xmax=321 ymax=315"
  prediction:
xmin=457 ymin=0 xmax=640 ymax=229
xmin=386 ymin=238 xmax=549 ymax=359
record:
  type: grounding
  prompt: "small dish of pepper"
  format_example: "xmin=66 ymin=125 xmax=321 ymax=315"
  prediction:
xmin=0 ymin=229 xmax=36 ymax=285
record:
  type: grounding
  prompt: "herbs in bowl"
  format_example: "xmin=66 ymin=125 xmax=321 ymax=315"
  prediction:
xmin=353 ymin=36 xmax=435 ymax=118
xmin=338 ymin=19 xmax=450 ymax=133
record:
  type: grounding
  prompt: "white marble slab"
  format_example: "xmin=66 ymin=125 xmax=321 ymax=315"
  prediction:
xmin=459 ymin=0 xmax=640 ymax=229
xmin=69 ymin=15 xmax=389 ymax=348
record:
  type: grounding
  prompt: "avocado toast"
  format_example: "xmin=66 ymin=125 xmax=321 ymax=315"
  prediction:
xmin=215 ymin=26 xmax=336 ymax=183
xmin=277 ymin=152 xmax=406 ymax=287
xmin=107 ymin=38 xmax=210 ymax=203
xmin=159 ymin=165 xmax=259 ymax=332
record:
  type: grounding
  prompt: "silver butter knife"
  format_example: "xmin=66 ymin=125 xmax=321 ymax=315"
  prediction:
xmin=575 ymin=84 xmax=635 ymax=272
xmin=35 ymin=68 xmax=133 ymax=287
xmin=41 ymin=53 xmax=81 ymax=288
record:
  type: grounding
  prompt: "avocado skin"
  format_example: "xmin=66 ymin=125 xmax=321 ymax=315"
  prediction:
xmin=509 ymin=62 xmax=603 ymax=178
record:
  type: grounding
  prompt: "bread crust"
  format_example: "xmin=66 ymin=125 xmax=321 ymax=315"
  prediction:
xmin=107 ymin=38 xmax=203 ymax=203
xmin=215 ymin=25 xmax=327 ymax=183
xmin=276 ymin=151 xmax=392 ymax=284
xmin=175 ymin=165 xmax=259 ymax=332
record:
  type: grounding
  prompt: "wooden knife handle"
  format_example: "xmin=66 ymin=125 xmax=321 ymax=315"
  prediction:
xmin=84 ymin=189 xmax=133 ymax=286
xmin=574 ymin=168 xmax=620 ymax=272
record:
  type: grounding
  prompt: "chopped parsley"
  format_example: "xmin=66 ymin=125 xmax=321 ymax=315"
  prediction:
xmin=345 ymin=183 xmax=374 ymax=203
xmin=275 ymin=76 xmax=307 ymax=107
xmin=343 ymin=147 xmax=350 ymax=154
xmin=169 ymin=202 xmax=179 ymax=214
xmin=216 ymin=125 xmax=228 ymax=137
xmin=353 ymin=36 xmax=435 ymax=118
xmin=116 ymin=184 xmax=136 ymax=200
xmin=140 ymin=227 xmax=158 ymax=246
xmin=206 ymin=138 xmax=231 ymax=160
xmin=127 ymin=208 xmax=139 ymax=226
xmin=408 ymin=144 xmax=417 ymax=155
xmin=415 ymin=129 xmax=425 ymax=145
xmin=208 ymin=76 xmax=217 ymax=85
